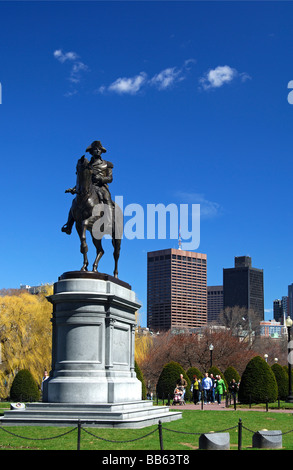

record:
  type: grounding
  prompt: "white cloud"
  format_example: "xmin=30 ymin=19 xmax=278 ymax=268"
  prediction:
xmin=199 ymin=65 xmax=237 ymax=90
xmin=150 ymin=67 xmax=184 ymax=90
xmin=54 ymin=49 xmax=89 ymax=93
xmin=99 ymin=59 xmax=195 ymax=95
xmin=69 ymin=61 xmax=88 ymax=83
xmin=199 ymin=65 xmax=250 ymax=90
xmin=176 ymin=191 xmax=223 ymax=219
xmin=107 ymin=72 xmax=147 ymax=95
xmin=53 ymin=49 xmax=78 ymax=63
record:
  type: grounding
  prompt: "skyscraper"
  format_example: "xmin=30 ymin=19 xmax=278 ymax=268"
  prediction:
xmin=273 ymin=299 xmax=283 ymax=323
xmin=282 ymin=295 xmax=289 ymax=318
xmin=147 ymin=248 xmax=207 ymax=330
xmin=207 ymin=286 xmax=223 ymax=323
xmin=223 ymin=256 xmax=264 ymax=320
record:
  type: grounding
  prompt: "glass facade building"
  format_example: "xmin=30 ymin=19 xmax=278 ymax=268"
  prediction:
xmin=223 ymin=256 xmax=264 ymax=320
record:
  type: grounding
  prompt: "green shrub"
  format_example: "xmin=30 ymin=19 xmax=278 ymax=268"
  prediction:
xmin=157 ymin=361 xmax=190 ymax=400
xmin=10 ymin=369 xmax=40 ymax=402
xmin=271 ymin=363 xmax=288 ymax=400
xmin=283 ymin=365 xmax=293 ymax=383
xmin=238 ymin=356 xmax=278 ymax=404
xmin=186 ymin=367 xmax=203 ymax=382
xmin=135 ymin=361 xmax=147 ymax=400
xmin=224 ymin=366 xmax=240 ymax=385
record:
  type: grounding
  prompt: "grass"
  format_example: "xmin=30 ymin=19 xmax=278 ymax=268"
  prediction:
xmin=0 ymin=407 xmax=293 ymax=450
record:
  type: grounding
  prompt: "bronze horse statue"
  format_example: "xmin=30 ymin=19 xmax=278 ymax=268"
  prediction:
xmin=62 ymin=155 xmax=122 ymax=277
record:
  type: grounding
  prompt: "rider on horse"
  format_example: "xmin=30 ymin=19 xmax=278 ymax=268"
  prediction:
xmin=62 ymin=140 xmax=114 ymax=235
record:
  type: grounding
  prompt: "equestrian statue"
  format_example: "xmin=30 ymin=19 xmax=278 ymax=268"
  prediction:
xmin=61 ymin=140 xmax=122 ymax=278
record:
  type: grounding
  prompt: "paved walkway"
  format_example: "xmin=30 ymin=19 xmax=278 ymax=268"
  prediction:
xmin=169 ymin=402 xmax=293 ymax=413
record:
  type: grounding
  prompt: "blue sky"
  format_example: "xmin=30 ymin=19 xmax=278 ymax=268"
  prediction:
xmin=0 ymin=1 xmax=293 ymax=326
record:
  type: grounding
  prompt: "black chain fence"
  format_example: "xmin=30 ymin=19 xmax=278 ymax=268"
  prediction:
xmin=1 ymin=417 xmax=293 ymax=450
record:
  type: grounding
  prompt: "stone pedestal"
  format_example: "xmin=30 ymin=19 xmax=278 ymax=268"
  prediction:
xmin=43 ymin=271 xmax=141 ymax=404
xmin=1 ymin=272 xmax=182 ymax=428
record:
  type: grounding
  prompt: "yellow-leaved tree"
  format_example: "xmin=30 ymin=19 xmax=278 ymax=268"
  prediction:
xmin=135 ymin=331 xmax=153 ymax=366
xmin=0 ymin=285 xmax=53 ymax=399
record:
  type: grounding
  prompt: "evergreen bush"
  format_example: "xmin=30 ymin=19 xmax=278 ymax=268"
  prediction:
xmin=186 ymin=367 xmax=203 ymax=382
xmin=238 ymin=356 xmax=278 ymax=404
xmin=10 ymin=369 xmax=40 ymax=402
xmin=157 ymin=361 xmax=190 ymax=400
xmin=224 ymin=366 xmax=240 ymax=385
xmin=283 ymin=365 xmax=293 ymax=385
xmin=271 ymin=363 xmax=288 ymax=400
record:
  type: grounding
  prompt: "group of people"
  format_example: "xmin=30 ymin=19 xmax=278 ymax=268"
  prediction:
xmin=190 ymin=373 xmax=239 ymax=405
xmin=174 ymin=372 xmax=230 ymax=406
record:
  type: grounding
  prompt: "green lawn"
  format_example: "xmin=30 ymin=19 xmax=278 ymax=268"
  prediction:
xmin=0 ymin=409 xmax=293 ymax=450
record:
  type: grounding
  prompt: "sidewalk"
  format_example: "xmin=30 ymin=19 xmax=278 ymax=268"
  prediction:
xmin=169 ymin=401 xmax=293 ymax=413
xmin=169 ymin=402 xmax=233 ymax=411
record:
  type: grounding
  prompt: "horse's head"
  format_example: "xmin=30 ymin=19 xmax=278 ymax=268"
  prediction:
xmin=76 ymin=155 xmax=90 ymax=171
xmin=75 ymin=155 xmax=93 ymax=193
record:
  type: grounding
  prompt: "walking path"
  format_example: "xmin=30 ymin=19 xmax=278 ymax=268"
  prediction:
xmin=169 ymin=401 xmax=293 ymax=413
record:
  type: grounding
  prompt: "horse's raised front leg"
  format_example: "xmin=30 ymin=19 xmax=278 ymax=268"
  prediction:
xmin=76 ymin=222 xmax=89 ymax=271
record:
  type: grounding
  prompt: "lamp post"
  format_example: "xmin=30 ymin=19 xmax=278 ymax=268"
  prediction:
xmin=286 ymin=316 xmax=293 ymax=403
xmin=209 ymin=343 xmax=214 ymax=368
xmin=264 ymin=353 xmax=268 ymax=363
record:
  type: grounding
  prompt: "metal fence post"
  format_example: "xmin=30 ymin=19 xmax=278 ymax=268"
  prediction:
xmin=238 ymin=418 xmax=242 ymax=450
xmin=77 ymin=420 xmax=81 ymax=450
xmin=158 ymin=420 xmax=164 ymax=451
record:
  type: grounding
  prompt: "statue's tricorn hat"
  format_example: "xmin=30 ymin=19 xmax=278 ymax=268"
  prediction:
xmin=86 ymin=140 xmax=106 ymax=153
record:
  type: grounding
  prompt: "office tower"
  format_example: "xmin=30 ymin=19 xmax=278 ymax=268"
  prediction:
xmin=207 ymin=286 xmax=223 ymax=323
xmin=273 ymin=299 xmax=283 ymax=323
xmin=223 ymin=256 xmax=264 ymax=320
xmin=282 ymin=296 xmax=289 ymax=318
xmin=147 ymin=248 xmax=207 ymax=330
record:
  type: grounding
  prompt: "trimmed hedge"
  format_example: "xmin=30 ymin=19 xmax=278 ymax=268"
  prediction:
xmin=10 ymin=369 xmax=40 ymax=402
xmin=186 ymin=367 xmax=203 ymax=382
xmin=271 ymin=363 xmax=288 ymax=400
xmin=238 ymin=356 xmax=278 ymax=404
xmin=224 ymin=366 xmax=240 ymax=385
xmin=156 ymin=361 xmax=191 ymax=400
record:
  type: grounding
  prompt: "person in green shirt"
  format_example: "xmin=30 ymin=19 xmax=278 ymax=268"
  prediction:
xmin=215 ymin=375 xmax=226 ymax=405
